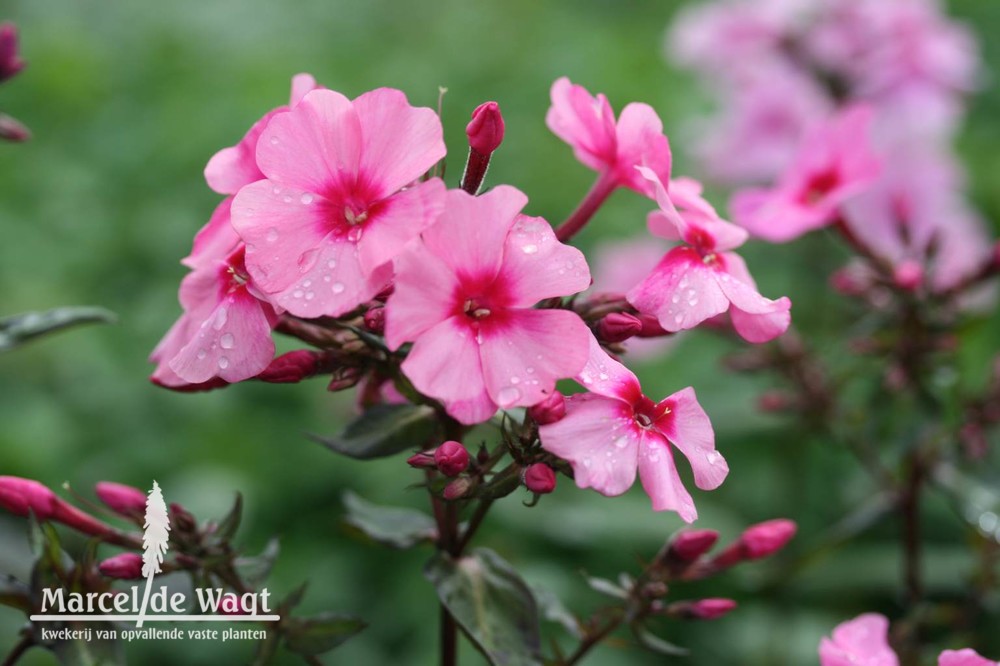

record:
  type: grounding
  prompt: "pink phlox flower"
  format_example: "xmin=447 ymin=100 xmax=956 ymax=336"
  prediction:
xmin=546 ymin=77 xmax=671 ymax=198
xmin=539 ymin=335 xmax=727 ymax=522
xmin=384 ymin=186 xmax=592 ymax=425
xmin=730 ymin=105 xmax=882 ymax=243
xmin=204 ymin=73 xmax=320 ymax=195
xmin=819 ymin=613 xmax=899 ymax=666
xmin=231 ymin=87 xmax=447 ymax=318
xmin=628 ymin=167 xmax=791 ymax=343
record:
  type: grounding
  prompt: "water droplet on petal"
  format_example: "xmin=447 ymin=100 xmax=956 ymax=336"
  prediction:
xmin=327 ymin=259 xmax=337 ymax=269
xmin=220 ymin=333 xmax=235 ymax=349
xmin=300 ymin=193 xmax=314 ymax=205
xmin=522 ymin=244 xmax=538 ymax=255
xmin=293 ymin=290 xmax=304 ymax=298
xmin=266 ymin=227 xmax=279 ymax=242
xmin=706 ymin=451 xmax=723 ymax=466
xmin=331 ymin=282 xmax=346 ymax=294
xmin=213 ymin=307 xmax=228 ymax=330
xmin=347 ymin=227 xmax=363 ymax=242
xmin=497 ymin=387 xmax=521 ymax=407
xmin=218 ymin=356 xmax=230 ymax=369
xmin=297 ymin=248 xmax=319 ymax=272
xmin=196 ymin=349 xmax=207 ymax=360
xmin=510 ymin=376 xmax=520 ymax=385
xmin=305 ymin=291 xmax=315 ymax=300
xmin=302 ymin=279 xmax=312 ymax=288
xmin=269 ymin=137 xmax=279 ymax=146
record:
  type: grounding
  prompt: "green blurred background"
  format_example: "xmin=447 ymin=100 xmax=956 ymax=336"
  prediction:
xmin=2 ymin=0 xmax=1000 ymax=663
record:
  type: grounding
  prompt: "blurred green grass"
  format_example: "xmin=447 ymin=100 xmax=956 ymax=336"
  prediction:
xmin=1 ymin=0 xmax=999 ymax=663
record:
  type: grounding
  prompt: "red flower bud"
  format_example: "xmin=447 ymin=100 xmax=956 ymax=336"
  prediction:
xmin=0 ymin=23 xmax=25 ymax=83
xmin=95 ymin=482 xmax=147 ymax=517
xmin=740 ymin=519 xmax=796 ymax=559
xmin=892 ymin=260 xmax=923 ymax=292
xmin=327 ymin=366 xmax=363 ymax=392
xmin=528 ymin=392 xmax=566 ymax=425
xmin=363 ymin=306 xmax=385 ymax=334
xmin=466 ymin=101 xmax=504 ymax=156
xmin=257 ymin=350 xmax=323 ymax=383
xmin=406 ymin=451 xmax=437 ymax=469
xmin=597 ymin=312 xmax=643 ymax=344
xmin=666 ymin=528 xmax=719 ymax=563
xmin=757 ymin=391 xmax=795 ymax=413
xmin=667 ymin=598 xmax=737 ymax=620
xmin=169 ymin=503 xmax=198 ymax=533
xmin=522 ymin=463 xmax=556 ymax=494
xmin=0 ymin=113 xmax=30 ymax=142
xmin=829 ymin=263 xmax=874 ymax=297
xmin=98 ymin=553 xmax=144 ymax=580
xmin=434 ymin=441 xmax=469 ymax=477
xmin=635 ymin=313 xmax=670 ymax=338
xmin=0 ymin=476 xmax=59 ymax=519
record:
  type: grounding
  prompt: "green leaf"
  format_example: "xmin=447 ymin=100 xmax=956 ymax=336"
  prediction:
xmin=234 ymin=538 xmax=281 ymax=589
xmin=284 ymin=612 xmax=367 ymax=656
xmin=310 ymin=404 xmax=438 ymax=460
xmin=585 ymin=576 xmax=628 ymax=600
xmin=632 ymin=624 xmax=690 ymax=657
xmin=342 ymin=491 xmax=436 ymax=549
xmin=0 ymin=307 xmax=115 ymax=352
xmin=214 ymin=493 xmax=243 ymax=543
xmin=528 ymin=583 xmax=580 ymax=639
xmin=0 ymin=574 xmax=30 ymax=612
xmin=424 ymin=548 xmax=542 ymax=666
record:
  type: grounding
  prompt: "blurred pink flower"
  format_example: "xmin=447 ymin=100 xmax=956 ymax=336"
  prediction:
xmin=939 ymin=649 xmax=999 ymax=666
xmin=539 ymin=336 xmax=726 ymax=522
xmin=731 ymin=105 xmax=881 ymax=243
xmin=629 ymin=169 xmax=791 ymax=343
xmin=0 ymin=22 xmax=25 ymax=83
xmin=819 ymin=613 xmax=899 ymax=666
xmin=205 ymin=73 xmax=319 ymax=195
xmin=546 ymin=77 xmax=671 ymax=198
xmin=231 ymin=87 xmax=447 ymax=318
xmin=385 ymin=187 xmax=591 ymax=425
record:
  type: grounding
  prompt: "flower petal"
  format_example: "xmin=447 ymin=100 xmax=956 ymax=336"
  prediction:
xmin=615 ymin=102 xmax=671 ymax=195
xmin=659 ymin=387 xmax=727 ymax=491
xmin=546 ymin=77 xmax=617 ymax=173
xmin=716 ymin=252 xmax=791 ymax=343
xmin=400 ymin=316 xmax=495 ymax=425
xmin=539 ymin=394 xmax=639 ymax=497
xmin=183 ymin=198 xmax=241 ymax=270
xmin=498 ymin=214 xmax=591 ymax=306
xmin=385 ymin=244 xmax=459 ymax=350
xmin=169 ymin=288 xmax=275 ymax=384
xmin=356 ymin=178 xmax=446 ymax=276
xmin=352 ymin=87 xmax=447 ymax=196
xmin=637 ymin=431 xmax=698 ymax=522
xmin=628 ymin=246 xmax=730 ymax=333
xmin=479 ymin=309 xmax=590 ymax=409
xmin=575 ymin=332 xmax=640 ymax=400
xmin=819 ymin=614 xmax=899 ymax=666
xmin=256 ymin=89 xmax=361 ymax=193
xmin=204 ymin=110 xmax=280 ymax=195
xmin=938 ymin=649 xmax=997 ymax=666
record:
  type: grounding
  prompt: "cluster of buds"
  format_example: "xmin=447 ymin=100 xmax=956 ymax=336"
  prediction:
xmin=0 ymin=23 xmax=29 ymax=142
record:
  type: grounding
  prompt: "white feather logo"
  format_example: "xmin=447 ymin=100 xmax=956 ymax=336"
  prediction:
xmin=136 ymin=481 xmax=170 ymax=628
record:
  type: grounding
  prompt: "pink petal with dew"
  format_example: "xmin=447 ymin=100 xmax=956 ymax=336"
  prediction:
xmin=716 ymin=253 xmax=791 ymax=343
xmin=289 ymin=73 xmax=318 ymax=107
xmin=614 ymin=102 xmax=671 ymax=195
xmin=659 ymin=387 xmax=726 ymax=491
xmin=400 ymin=316 xmax=495 ymax=425
xmin=274 ymin=235 xmax=390 ymax=319
xmin=546 ymin=77 xmax=617 ymax=172
xmin=183 ymin=198 xmax=241 ymax=270
xmin=352 ymin=87 xmax=447 ymax=196
xmin=628 ymin=247 xmax=730 ymax=333
xmin=819 ymin=614 xmax=899 ymax=666
xmin=637 ymin=430 xmax=698 ymax=522
xmin=938 ymin=649 xmax=998 ymax=666
xmin=256 ymin=89 xmax=361 ymax=193
xmin=204 ymin=109 xmax=280 ymax=195
xmin=575 ymin=333 xmax=640 ymax=400
xmin=355 ymin=178 xmax=446 ymax=276
xmin=539 ymin=394 xmax=640 ymax=496
xmin=421 ymin=186 xmax=527 ymax=280
xmin=231 ymin=180 xmax=339 ymax=294
xmin=169 ymin=288 xmax=275 ymax=384
xmin=479 ymin=309 xmax=590 ymax=409
xmin=498 ymin=214 xmax=591 ymax=307
xmin=384 ymin=247 xmax=459 ymax=350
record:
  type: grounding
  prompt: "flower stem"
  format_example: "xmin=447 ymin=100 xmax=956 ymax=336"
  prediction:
xmin=555 ymin=172 xmax=618 ymax=243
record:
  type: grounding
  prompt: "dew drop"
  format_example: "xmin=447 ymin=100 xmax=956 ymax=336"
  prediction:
xmin=282 ymin=195 xmax=293 ymax=204
xmin=300 ymin=193 xmax=314 ymax=205
xmin=302 ymin=279 xmax=312 ymax=288
xmin=674 ymin=313 xmax=684 ymax=325
xmin=522 ymin=244 xmax=538 ymax=255
xmin=220 ymin=333 xmax=235 ymax=349
xmin=196 ymin=348 xmax=207 ymax=360
xmin=269 ymin=137 xmax=279 ymax=146
xmin=497 ymin=387 xmax=521 ymax=407
xmin=327 ymin=259 xmax=337 ymax=269
xmin=293 ymin=290 xmax=304 ymax=298
xmin=582 ymin=457 xmax=592 ymax=468
xmin=332 ymin=282 xmax=346 ymax=294
xmin=347 ymin=227 xmax=363 ymax=242
xmin=213 ymin=307 xmax=228 ymax=330
xmin=510 ymin=376 xmax=520 ymax=385
xmin=218 ymin=356 xmax=230 ymax=369
xmin=706 ymin=451 xmax=723 ymax=466
xmin=305 ymin=291 xmax=315 ymax=300
xmin=297 ymin=248 xmax=319 ymax=272
xmin=266 ymin=227 xmax=279 ymax=242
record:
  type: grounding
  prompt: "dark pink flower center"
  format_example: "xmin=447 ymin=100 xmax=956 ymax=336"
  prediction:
xmin=221 ymin=247 xmax=251 ymax=295
xmin=321 ymin=181 xmax=383 ymax=242
xmin=633 ymin=395 xmax=671 ymax=430
xmin=799 ymin=168 xmax=841 ymax=205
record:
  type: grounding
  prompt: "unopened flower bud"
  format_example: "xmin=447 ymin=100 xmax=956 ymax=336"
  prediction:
xmin=95 ymin=482 xmax=147 ymax=517
xmin=363 ymin=306 xmax=385 ymax=334
xmin=98 ymin=553 xmax=144 ymax=580
xmin=757 ymin=391 xmax=795 ymax=413
xmin=0 ymin=23 xmax=25 ymax=83
xmin=407 ymin=451 xmax=437 ymax=469
xmin=0 ymin=113 xmax=30 ymax=142
xmin=442 ymin=477 xmax=473 ymax=501
xmin=528 ymin=392 xmax=566 ymax=425
xmin=461 ymin=101 xmax=504 ymax=195
xmin=893 ymin=260 xmax=923 ymax=292
xmin=665 ymin=528 xmax=719 ymax=564
xmin=667 ymin=598 xmax=737 ymax=620
xmin=829 ymin=263 xmax=874 ymax=297
xmin=466 ymin=101 xmax=504 ymax=156
xmin=327 ymin=366 xmax=363 ymax=392
xmin=0 ymin=476 xmax=59 ymax=519
xmin=169 ymin=503 xmax=197 ymax=533
xmin=258 ymin=350 xmax=323 ymax=383
xmin=597 ymin=312 xmax=642 ymax=344
xmin=522 ymin=463 xmax=556 ymax=494
xmin=635 ymin=313 xmax=670 ymax=338
xmin=476 ymin=445 xmax=490 ymax=465
xmin=740 ymin=519 xmax=797 ymax=559
xmin=434 ymin=441 xmax=469 ymax=477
